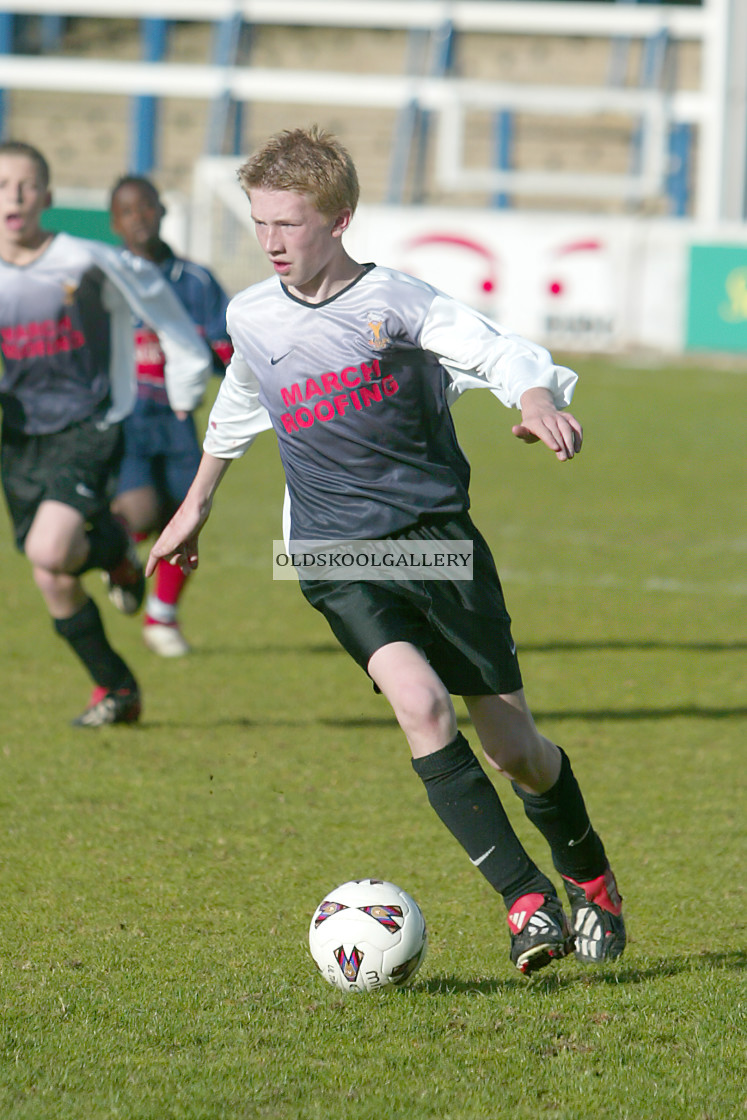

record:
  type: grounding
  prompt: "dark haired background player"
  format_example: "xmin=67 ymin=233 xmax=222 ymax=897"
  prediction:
xmin=109 ymin=175 xmax=233 ymax=657
xmin=147 ymin=126 xmax=625 ymax=973
xmin=0 ymin=142 xmax=211 ymax=726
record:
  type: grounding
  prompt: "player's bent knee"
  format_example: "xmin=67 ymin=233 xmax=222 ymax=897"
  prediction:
xmin=392 ymin=679 xmax=453 ymax=739
xmin=31 ymin=564 xmax=76 ymax=598
xmin=481 ymin=737 xmax=535 ymax=783
xmin=25 ymin=514 xmax=87 ymax=574
xmin=25 ymin=539 xmax=74 ymax=573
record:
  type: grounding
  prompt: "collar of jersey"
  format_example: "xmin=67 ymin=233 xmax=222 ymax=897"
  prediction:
xmin=280 ymin=261 xmax=376 ymax=308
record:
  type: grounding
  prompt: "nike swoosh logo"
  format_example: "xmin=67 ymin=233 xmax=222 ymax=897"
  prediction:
xmin=270 ymin=350 xmax=293 ymax=365
xmin=568 ymin=823 xmax=592 ymax=847
xmin=470 ymin=845 xmax=496 ymax=867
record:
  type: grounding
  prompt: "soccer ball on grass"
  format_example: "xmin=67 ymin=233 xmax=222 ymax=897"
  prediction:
xmin=308 ymin=878 xmax=427 ymax=993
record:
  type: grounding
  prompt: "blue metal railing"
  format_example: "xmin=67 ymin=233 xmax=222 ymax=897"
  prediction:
xmin=130 ymin=18 xmax=168 ymax=175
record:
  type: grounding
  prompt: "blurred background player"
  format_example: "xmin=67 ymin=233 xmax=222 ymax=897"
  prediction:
xmin=0 ymin=142 xmax=211 ymax=726
xmin=109 ymin=176 xmax=232 ymax=657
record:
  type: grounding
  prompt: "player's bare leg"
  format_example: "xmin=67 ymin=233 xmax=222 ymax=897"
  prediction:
xmin=112 ymin=484 xmax=159 ymax=536
xmin=367 ymin=641 xmax=456 ymax=757
xmin=463 ymin=689 xmax=561 ymax=793
xmin=24 ymin=501 xmax=90 ymax=596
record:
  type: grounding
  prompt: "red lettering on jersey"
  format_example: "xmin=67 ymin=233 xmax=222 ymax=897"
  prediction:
xmin=360 ymin=384 xmax=382 ymax=407
xmin=0 ymin=315 xmax=85 ymax=360
xmin=340 ymin=367 xmax=361 ymax=389
xmin=281 ymin=383 xmax=303 ymax=408
xmin=321 ymin=372 xmax=340 ymax=394
xmin=56 ymin=315 xmax=85 ymax=352
xmin=60 ymin=315 xmax=85 ymax=349
xmin=280 ymin=359 xmax=399 ymax=435
xmin=0 ymin=327 xmax=15 ymax=358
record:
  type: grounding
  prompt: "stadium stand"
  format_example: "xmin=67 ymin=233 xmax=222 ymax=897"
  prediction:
xmin=1 ymin=1 xmax=741 ymax=223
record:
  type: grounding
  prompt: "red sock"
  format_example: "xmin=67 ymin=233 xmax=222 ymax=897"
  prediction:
xmin=145 ymin=559 xmax=190 ymax=627
xmin=156 ymin=557 xmax=188 ymax=605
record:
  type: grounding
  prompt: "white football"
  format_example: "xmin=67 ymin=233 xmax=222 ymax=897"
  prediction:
xmin=309 ymin=878 xmax=427 ymax=993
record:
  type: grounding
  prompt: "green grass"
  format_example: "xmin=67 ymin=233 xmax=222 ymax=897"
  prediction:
xmin=0 ymin=358 xmax=745 ymax=1119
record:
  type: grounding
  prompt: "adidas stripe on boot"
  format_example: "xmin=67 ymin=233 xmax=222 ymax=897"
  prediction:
xmin=562 ymin=865 xmax=626 ymax=963
xmin=507 ymin=892 xmax=575 ymax=975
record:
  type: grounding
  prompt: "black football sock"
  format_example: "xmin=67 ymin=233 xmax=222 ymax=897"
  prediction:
xmin=74 ymin=511 xmax=129 ymax=575
xmin=53 ymin=597 xmax=137 ymax=692
xmin=512 ymin=746 xmax=607 ymax=882
xmin=412 ymin=732 xmax=555 ymax=909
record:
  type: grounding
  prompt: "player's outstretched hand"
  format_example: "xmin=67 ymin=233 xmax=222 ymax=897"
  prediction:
xmin=145 ymin=452 xmax=229 ymax=577
xmin=145 ymin=500 xmax=208 ymax=577
xmin=513 ymin=387 xmax=583 ymax=461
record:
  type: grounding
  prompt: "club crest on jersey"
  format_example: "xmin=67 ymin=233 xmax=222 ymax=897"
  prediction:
xmin=366 ymin=315 xmax=390 ymax=350
xmin=314 ymin=900 xmax=348 ymax=928
xmin=63 ymin=280 xmax=79 ymax=306
xmin=359 ymin=904 xmax=404 ymax=933
xmin=334 ymin=944 xmax=364 ymax=982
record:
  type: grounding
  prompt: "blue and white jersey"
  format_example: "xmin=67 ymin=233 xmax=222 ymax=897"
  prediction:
xmin=204 ymin=264 xmax=578 ymax=541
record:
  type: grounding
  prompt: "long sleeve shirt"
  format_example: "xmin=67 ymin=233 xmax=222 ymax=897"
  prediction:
xmin=204 ymin=264 xmax=577 ymax=541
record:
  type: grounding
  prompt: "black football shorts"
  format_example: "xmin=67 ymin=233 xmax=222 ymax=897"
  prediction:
xmin=1 ymin=415 xmax=124 ymax=548
xmin=300 ymin=512 xmax=523 ymax=697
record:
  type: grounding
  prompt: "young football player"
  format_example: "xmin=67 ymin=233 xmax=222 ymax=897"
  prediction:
xmin=109 ymin=175 xmax=232 ymax=657
xmin=0 ymin=142 xmax=211 ymax=726
xmin=146 ymin=127 xmax=625 ymax=973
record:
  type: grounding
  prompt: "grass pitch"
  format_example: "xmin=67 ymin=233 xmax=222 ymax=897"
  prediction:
xmin=0 ymin=358 xmax=744 ymax=1119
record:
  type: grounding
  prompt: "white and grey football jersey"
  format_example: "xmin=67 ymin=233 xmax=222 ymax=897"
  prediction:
xmin=206 ymin=264 xmax=578 ymax=541
xmin=0 ymin=233 xmax=211 ymax=435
